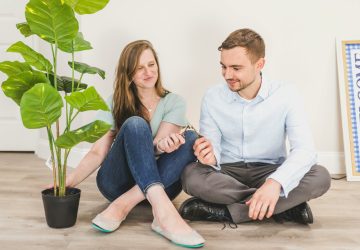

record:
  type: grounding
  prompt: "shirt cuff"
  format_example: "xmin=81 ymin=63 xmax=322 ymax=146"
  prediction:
xmin=267 ymin=175 xmax=287 ymax=198
xmin=213 ymin=148 xmax=221 ymax=170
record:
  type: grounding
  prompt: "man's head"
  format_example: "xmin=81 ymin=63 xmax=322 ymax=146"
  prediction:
xmin=218 ymin=28 xmax=265 ymax=95
xmin=218 ymin=28 xmax=265 ymax=63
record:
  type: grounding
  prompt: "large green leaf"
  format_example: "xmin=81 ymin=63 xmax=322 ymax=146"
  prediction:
xmin=55 ymin=120 xmax=111 ymax=148
xmin=2 ymin=71 xmax=49 ymax=105
xmin=61 ymin=76 xmax=87 ymax=92
xmin=25 ymin=0 xmax=78 ymax=44
xmin=69 ymin=61 xmax=105 ymax=79
xmin=7 ymin=41 xmax=52 ymax=72
xmin=16 ymin=22 xmax=33 ymax=37
xmin=47 ymin=72 xmax=64 ymax=91
xmin=65 ymin=86 xmax=109 ymax=111
xmin=63 ymin=0 xmax=110 ymax=15
xmin=47 ymin=73 xmax=87 ymax=93
xmin=0 ymin=61 xmax=32 ymax=77
xmin=58 ymin=32 xmax=92 ymax=53
xmin=20 ymin=83 xmax=63 ymax=129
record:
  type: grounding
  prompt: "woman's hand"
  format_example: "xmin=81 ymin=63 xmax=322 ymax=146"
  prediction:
xmin=45 ymin=173 xmax=77 ymax=189
xmin=156 ymin=133 xmax=185 ymax=154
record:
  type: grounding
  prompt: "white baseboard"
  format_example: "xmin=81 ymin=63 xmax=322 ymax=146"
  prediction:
xmin=35 ymin=140 xmax=346 ymax=174
xmin=35 ymin=138 xmax=89 ymax=168
xmin=317 ymin=151 xmax=345 ymax=174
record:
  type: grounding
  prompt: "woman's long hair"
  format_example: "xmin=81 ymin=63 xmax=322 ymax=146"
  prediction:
xmin=112 ymin=40 xmax=167 ymax=134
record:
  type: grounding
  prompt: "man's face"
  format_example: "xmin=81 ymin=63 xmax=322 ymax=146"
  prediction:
xmin=220 ymin=47 xmax=264 ymax=93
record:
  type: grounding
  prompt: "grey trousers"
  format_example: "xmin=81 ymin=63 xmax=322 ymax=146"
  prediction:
xmin=181 ymin=162 xmax=331 ymax=223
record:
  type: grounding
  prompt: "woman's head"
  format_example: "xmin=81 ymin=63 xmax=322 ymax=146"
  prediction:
xmin=113 ymin=40 xmax=167 ymax=133
xmin=116 ymin=40 xmax=163 ymax=89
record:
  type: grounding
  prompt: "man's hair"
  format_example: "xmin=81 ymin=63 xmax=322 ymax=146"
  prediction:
xmin=218 ymin=28 xmax=265 ymax=63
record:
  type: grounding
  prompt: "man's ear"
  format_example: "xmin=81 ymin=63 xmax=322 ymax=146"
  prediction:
xmin=256 ymin=58 xmax=265 ymax=70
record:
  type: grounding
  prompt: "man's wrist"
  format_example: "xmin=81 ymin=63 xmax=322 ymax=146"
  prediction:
xmin=209 ymin=157 xmax=217 ymax=166
xmin=267 ymin=178 xmax=282 ymax=190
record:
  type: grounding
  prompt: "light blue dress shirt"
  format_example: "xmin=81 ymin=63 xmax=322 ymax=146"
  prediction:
xmin=200 ymin=76 xmax=317 ymax=197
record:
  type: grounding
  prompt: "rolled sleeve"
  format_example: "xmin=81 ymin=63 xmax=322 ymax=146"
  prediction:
xmin=162 ymin=94 xmax=188 ymax=127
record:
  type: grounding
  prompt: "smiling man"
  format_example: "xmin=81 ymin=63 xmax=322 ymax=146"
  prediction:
xmin=180 ymin=28 xmax=331 ymax=225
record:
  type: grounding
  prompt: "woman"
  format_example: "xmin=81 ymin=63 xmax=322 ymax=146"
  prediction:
xmin=64 ymin=40 xmax=205 ymax=248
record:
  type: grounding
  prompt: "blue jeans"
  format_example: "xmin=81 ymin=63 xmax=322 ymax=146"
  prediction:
xmin=96 ymin=116 xmax=197 ymax=202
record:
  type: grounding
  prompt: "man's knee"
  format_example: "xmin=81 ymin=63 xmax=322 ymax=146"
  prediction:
xmin=181 ymin=162 xmax=201 ymax=195
xmin=308 ymin=164 xmax=331 ymax=198
xmin=181 ymin=163 xmax=232 ymax=203
xmin=181 ymin=162 xmax=216 ymax=198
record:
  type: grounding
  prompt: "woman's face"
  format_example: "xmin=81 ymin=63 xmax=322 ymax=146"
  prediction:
xmin=132 ymin=49 xmax=159 ymax=90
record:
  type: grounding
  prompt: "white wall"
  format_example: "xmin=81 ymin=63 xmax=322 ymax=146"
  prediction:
xmin=38 ymin=0 xmax=360 ymax=173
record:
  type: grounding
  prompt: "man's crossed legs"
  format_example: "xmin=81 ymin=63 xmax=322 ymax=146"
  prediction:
xmin=180 ymin=162 xmax=331 ymax=224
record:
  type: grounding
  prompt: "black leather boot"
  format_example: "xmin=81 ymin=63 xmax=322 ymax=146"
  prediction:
xmin=273 ymin=202 xmax=313 ymax=224
xmin=179 ymin=197 xmax=232 ymax=222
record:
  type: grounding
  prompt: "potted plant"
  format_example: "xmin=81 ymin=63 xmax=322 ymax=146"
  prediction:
xmin=0 ymin=0 xmax=111 ymax=228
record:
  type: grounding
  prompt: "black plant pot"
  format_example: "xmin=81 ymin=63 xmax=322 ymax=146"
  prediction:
xmin=41 ymin=187 xmax=81 ymax=228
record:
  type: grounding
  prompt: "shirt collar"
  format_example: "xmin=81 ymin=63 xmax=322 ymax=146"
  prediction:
xmin=223 ymin=74 xmax=270 ymax=103
xmin=223 ymin=85 xmax=239 ymax=103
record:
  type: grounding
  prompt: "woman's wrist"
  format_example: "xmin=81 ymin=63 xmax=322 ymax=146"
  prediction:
xmin=66 ymin=173 xmax=77 ymax=187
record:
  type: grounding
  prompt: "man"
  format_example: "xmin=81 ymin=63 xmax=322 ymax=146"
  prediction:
xmin=180 ymin=28 xmax=331 ymax=225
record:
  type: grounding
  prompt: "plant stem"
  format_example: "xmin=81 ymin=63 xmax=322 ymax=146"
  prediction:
xmin=51 ymin=42 xmax=66 ymax=196
xmin=71 ymin=49 xmax=75 ymax=92
xmin=68 ymin=53 xmax=79 ymax=130
xmin=48 ymin=126 xmax=62 ymax=196
xmin=63 ymin=110 xmax=80 ymax=134
xmin=70 ymin=110 xmax=80 ymax=125
xmin=62 ymin=149 xmax=71 ymax=196
xmin=50 ymin=44 xmax=57 ymax=90
xmin=68 ymin=49 xmax=75 ymax=130
xmin=78 ymin=72 xmax=84 ymax=90
xmin=60 ymin=48 xmax=77 ymax=195
xmin=46 ymin=126 xmax=57 ymax=196
xmin=57 ymin=149 xmax=64 ymax=196
xmin=65 ymin=92 xmax=69 ymax=132
xmin=69 ymin=72 xmax=84 ymax=122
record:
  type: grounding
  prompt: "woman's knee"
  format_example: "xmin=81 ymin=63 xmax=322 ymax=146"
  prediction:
xmin=122 ymin=116 xmax=148 ymax=131
xmin=179 ymin=130 xmax=197 ymax=157
xmin=118 ymin=116 xmax=152 ymax=140
xmin=183 ymin=130 xmax=198 ymax=145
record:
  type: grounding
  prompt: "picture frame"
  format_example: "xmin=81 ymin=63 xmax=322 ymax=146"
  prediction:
xmin=336 ymin=38 xmax=360 ymax=181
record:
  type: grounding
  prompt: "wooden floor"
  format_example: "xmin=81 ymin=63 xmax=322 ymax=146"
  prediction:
xmin=0 ymin=152 xmax=359 ymax=250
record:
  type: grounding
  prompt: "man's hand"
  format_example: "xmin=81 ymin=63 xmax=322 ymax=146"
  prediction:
xmin=157 ymin=133 xmax=185 ymax=153
xmin=193 ymin=137 xmax=216 ymax=165
xmin=245 ymin=178 xmax=282 ymax=220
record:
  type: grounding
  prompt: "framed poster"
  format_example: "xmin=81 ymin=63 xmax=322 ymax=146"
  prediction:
xmin=337 ymin=39 xmax=360 ymax=181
